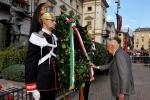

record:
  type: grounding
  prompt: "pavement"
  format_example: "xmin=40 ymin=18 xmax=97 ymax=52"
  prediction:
xmin=1 ymin=63 xmax=150 ymax=100
xmin=67 ymin=63 xmax=150 ymax=100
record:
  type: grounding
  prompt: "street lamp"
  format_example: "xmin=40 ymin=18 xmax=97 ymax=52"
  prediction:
xmin=115 ymin=0 xmax=121 ymax=36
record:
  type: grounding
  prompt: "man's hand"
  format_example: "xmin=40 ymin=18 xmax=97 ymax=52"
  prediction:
xmin=119 ymin=93 xmax=124 ymax=100
xmin=89 ymin=63 xmax=99 ymax=69
xmin=32 ymin=90 xmax=40 ymax=100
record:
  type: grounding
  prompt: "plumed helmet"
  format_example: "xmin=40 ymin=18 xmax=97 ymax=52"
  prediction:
xmin=86 ymin=25 xmax=94 ymax=36
xmin=38 ymin=3 xmax=55 ymax=24
xmin=39 ymin=3 xmax=55 ymax=29
xmin=29 ymin=3 xmax=55 ymax=35
xmin=87 ymin=30 xmax=94 ymax=36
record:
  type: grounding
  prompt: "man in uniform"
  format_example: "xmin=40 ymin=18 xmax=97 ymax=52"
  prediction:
xmin=25 ymin=3 xmax=58 ymax=100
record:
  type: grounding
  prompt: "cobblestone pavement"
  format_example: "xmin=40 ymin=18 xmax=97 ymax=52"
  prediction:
xmin=69 ymin=63 xmax=150 ymax=100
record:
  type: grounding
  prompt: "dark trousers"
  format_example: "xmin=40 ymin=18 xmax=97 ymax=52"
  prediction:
xmin=40 ymin=90 xmax=56 ymax=100
xmin=79 ymin=81 xmax=91 ymax=100
xmin=83 ymin=82 xmax=91 ymax=100
xmin=116 ymin=95 xmax=130 ymax=100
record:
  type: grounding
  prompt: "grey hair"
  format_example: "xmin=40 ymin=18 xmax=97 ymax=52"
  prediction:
xmin=109 ymin=39 xmax=119 ymax=48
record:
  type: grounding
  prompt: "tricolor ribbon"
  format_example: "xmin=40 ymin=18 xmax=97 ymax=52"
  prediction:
xmin=68 ymin=19 xmax=75 ymax=90
xmin=66 ymin=17 xmax=94 ymax=93
xmin=71 ymin=21 xmax=94 ymax=100
xmin=72 ymin=23 xmax=94 ymax=82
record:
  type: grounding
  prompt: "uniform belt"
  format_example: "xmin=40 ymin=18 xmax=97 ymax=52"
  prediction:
xmin=38 ymin=51 xmax=56 ymax=65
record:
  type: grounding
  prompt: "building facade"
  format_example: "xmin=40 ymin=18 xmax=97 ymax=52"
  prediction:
xmin=118 ymin=31 xmax=125 ymax=48
xmin=82 ymin=0 xmax=109 ymax=43
xmin=134 ymin=27 xmax=150 ymax=50
xmin=101 ymin=22 xmax=116 ymax=46
xmin=30 ymin=0 xmax=83 ymax=24
xmin=0 ymin=0 xmax=113 ymax=45
xmin=0 ymin=0 xmax=31 ymax=36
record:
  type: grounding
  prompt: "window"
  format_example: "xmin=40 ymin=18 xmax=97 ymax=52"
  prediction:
xmin=103 ymin=8 xmax=105 ymax=15
xmin=136 ymin=45 xmax=138 ymax=48
xmin=137 ymin=39 xmax=139 ymax=41
xmin=141 ymin=34 xmax=144 ymax=38
xmin=77 ymin=5 xmax=79 ymax=10
xmin=149 ymin=45 xmax=150 ymax=48
xmin=45 ymin=7 xmax=50 ymax=12
xmin=88 ymin=7 xmax=92 ymax=11
xmin=34 ymin=0 xmax=39 ymax=10
xmin=87 ymin=21 xmax=91 ymax=25
xmin=142 ymin=39 xmax=144 ymax=42
xmin=70 ymin=0 xmax=72 ymax=5
xmin=49 ymin=6 xmax=54 ymax=13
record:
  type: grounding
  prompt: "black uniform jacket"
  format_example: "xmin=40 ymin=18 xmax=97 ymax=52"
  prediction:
xmin=25 ymin=32 xmax=58 ymax=92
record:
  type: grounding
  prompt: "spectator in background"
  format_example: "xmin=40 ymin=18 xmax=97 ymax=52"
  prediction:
xmin=143 ymin=50 xmax=149 ymax=66
xmin=136 ymin=51 xmax=140 ymax=63
xmin=140 ymin=51 xmax=144 ymax=63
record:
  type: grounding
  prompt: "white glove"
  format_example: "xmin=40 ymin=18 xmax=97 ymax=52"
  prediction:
xmin=32 ymin=90 xmax=40 ymax=100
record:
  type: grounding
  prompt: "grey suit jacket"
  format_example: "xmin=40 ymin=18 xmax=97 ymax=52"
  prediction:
xmin=100 ymin=48 xmax=135 ymax=97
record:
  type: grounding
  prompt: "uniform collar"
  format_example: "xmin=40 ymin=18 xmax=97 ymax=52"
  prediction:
xmin=42 ymin=28 xmax=52 ymax=35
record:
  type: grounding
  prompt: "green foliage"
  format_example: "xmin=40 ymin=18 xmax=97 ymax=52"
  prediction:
xmin=0 ymin=24 xmax=7 ymax=50
xmin=93 ymin=41 xmax=109 ymax=66
xmin=53 ymin=14 xmax=92 ymax=89
xmin=0 ymin=97 xmax=4 ymax=100
xmin=2 ymin=64 xmax=25 ymax=82
xmin=0 ymin=47 xmax=27 ymax=71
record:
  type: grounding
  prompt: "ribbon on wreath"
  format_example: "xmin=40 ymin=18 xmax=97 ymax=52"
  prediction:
xmin=72 ymin=23 xmax=94 ymax=81
xmin=66 ymin=17 xmax=94 ymax=99
xmin=72 ymin=23 xmax=94 ymax=100
xmin=67 ymin=18 xmax=75 ymax=90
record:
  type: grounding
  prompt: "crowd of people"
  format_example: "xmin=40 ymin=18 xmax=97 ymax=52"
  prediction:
xmin=127 ymin=50 xmax=150 ymax=66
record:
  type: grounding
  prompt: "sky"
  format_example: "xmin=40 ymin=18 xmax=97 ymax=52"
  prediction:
xmin=106 ymin=0 xmax=150 ymax=35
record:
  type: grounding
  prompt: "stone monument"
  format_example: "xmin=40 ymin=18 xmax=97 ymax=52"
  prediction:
xmin=9 ymin=0 xmax=30 ymax=48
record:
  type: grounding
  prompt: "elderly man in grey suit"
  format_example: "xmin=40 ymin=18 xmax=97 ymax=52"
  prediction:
xmin=91 ymin=39 xmax=135 ymax=100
